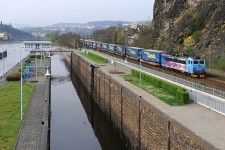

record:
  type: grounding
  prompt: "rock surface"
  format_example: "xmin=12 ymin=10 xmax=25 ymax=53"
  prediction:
xmin=153 ymin=0 xmax=225 ymax=67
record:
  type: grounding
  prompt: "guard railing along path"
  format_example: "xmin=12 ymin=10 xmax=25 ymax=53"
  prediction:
xmin=84 ymin=49 xmax=225 ymax=116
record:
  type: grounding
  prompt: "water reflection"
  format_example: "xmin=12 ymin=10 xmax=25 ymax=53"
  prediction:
xmin=51 ymin=54 xmax=127 ymax=150
xmin=50 ymin=55 xmax=101 ymax=150
xmin=72 ymin=64 xmax=128 ymax=150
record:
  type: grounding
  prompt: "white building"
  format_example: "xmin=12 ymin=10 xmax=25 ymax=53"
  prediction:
xmin=0 ymin=32 xmax=8 ymax=40
xmin=23 ymin=41 xmax=52 ymax=57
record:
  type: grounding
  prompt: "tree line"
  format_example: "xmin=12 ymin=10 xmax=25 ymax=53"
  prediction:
xmin=92 ymin=23 xmax=155 ymax=49
xmin=45 ymin=32 xmax=80 ymax=48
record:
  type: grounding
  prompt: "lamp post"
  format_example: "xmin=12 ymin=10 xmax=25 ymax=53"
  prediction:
xmin=41 ymin=49 xmax=43 ymax=66
xmin=35 ymin=47 xmax=37 ymax=80
xmin=124 ymin=28 xmax=128 ymax=46
xmin=114 ymin=28 xmax=118 ymax=45
xmin=139 ymin=55 xmax=142 ymax=87
xmin=124 ymin=55 xmax=127 ymax=63
xmin=3 ymin=50 xmax=5 ymax=76
xmin=123 ymin=28 xmax=128 ymax=60
xmin=20 ymin=47 xmax=23 ymax=120
xmin=82 ymin=36 xmax=84 ymax=49
xmin=1 ymin=49 xmax=5 ymax=81
xmin=209 ymin=49 xmax=211 ymax=69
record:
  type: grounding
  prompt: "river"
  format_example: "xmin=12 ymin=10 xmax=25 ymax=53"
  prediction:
xmin=0 ymin=42 xmax=28 ymax=77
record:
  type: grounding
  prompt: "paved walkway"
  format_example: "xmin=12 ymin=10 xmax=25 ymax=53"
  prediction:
xmin=15 ymin=58 xmax=50 ymax=150
xmin=99 ymin=63 xmax=225 ymax=150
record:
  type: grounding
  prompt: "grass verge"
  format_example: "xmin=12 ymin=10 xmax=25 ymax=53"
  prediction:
xmin=121 ymin=72 xmax=189 ymax=106
xmin=0 ymin=81 xmax=35 ymax=150
xmin=82 ymin=51 xmax=107 ymax=63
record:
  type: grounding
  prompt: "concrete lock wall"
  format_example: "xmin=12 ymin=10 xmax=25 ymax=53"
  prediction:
xmin=71 ymin=53 xmax=92 ymax=93
xmin=71 ymin=53 xmax=215 ymax=150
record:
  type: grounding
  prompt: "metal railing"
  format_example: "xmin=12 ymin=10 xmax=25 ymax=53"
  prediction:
xmin=189 ymin=90 xmax=225 ymax=115
xmin=87 ymin=49 xmax=225 ymax=116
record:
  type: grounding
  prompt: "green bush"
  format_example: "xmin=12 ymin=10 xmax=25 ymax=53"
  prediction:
xmin=216 ymin=57 xmax=225 ymax=70
xmin=25 ymin=58 xmax=33 ymax=63
xmin=85 ymin=51 xmax=107 ymax=63
xmin=131 ymin=69 xmax=189 ymax=104
xmin=176 ymin=89 xmax=189 ymax=105
xmin=193 ymin=12 xmax=203 ymax=31
xmin=131 ymin=69 xmax=139 ymax=77
xmin=185 ymin=13 xmax=204 ymax=36
xmin=6 ymin=71 xmax=21 ymax=81
xmin=192 ymin=31 xmax=202 ymax=43
xmin=161 ymin=82 xmax=179 ymax=95
xmin=18 ymin=65 xmax=26 ymax=72
xmin=30 ymin=55 xmax=42 ymax=59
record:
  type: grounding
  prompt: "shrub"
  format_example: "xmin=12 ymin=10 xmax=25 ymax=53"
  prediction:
xmin=18 ymin=65 xmax=26 ymax=72
xmin=6 ymin=71 xmax=21 ymax=81
xmin=192 ymin=31 xmax=202 ymax=43
xmin=161 ymin=82 xmax=179 ymax=96
xmin=30 ymin=55 xmax=42 ymax=59
xmin=216 ymin=57 xmax=225 ymax=70
xmin=86 ymin=52 xmax=107 ymax=63
xmin=155 ymin=38 xmax=167 ymax=50
xmin=176 ymin=89 xmax=189 ymax=105
xmin=25 ymin=58 xmax=33 ymax=63
xmin=185 ymin=12 xmax=204 ymax=36
xmin=184 ymin=36 xmax=195 ymax=47
xmin=131 ymin=69 xmax=139 ymax=77
xmin=193 ymin=12 xmax=203 ymax=31
xmin=131 ymin=69 xmax=189 ymax=104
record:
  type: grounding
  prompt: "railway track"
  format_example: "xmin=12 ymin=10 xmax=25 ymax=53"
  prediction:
xmin=94 ymin=48 xmax=225 ymax=92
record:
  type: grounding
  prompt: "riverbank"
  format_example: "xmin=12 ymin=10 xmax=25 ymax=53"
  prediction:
xmin=15 ymin=57 xmax=51 ymax=150
xmin=0 ymin=56 xmax=36 ymax=149
xmin=0 ymin=55 xmax=51 ymax=149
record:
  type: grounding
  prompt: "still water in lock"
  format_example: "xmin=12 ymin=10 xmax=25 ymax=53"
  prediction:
xmin=50 ymin=54 xmax=127 ymax=150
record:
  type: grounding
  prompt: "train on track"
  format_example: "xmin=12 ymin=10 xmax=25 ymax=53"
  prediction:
xmin=81 ymin=39 xmax=206 ymax=77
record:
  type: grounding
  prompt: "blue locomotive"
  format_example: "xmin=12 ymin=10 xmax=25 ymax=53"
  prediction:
xmin=161 ymin=54 xmax=205 ymax=77
xmin=81 ymin=39 xmax=206 ymax=77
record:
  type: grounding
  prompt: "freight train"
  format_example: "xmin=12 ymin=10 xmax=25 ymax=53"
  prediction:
xmin=81 ymin=39 xmax=206 ymax=77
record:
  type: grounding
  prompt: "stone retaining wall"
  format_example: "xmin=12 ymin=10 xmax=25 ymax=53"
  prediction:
xmin=71 ymin=52 xmax=216 ymax=150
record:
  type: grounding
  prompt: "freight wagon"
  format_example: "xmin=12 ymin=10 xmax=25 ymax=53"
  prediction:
xmin=96 ymin=42 xmax=102 ymax=50
xmin=101 ymin=43 xmax=108 ymax=51
xmin=141 ymin=50 xmax=165 ymax=65
xmin=125 ymin=47 xmax=142 ymax=60
xmin=115 ymin=45 xmax=124 ymax=55
xmin=92 ymin=41 xmax=97 ymax=48
xmin=108 ymin=44 xmax=116 ymax=53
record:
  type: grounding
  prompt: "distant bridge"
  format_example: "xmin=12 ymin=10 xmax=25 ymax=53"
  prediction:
xmin=50 ymin=50 xmax=75 ymax=52
xmin=28 ymin=50 xmax=75 ymax=53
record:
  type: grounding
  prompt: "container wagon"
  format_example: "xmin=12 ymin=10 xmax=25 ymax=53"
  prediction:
xmin=125 ymin=46 xmax=142 ymax=60
xmin=141 ymin=50 xmax=166 ymax=65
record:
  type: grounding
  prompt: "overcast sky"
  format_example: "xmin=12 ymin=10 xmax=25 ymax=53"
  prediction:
xmin=0 ymin=0 xmax=155 ymax=27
